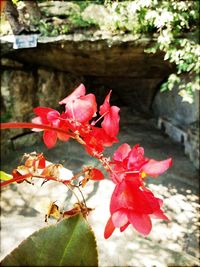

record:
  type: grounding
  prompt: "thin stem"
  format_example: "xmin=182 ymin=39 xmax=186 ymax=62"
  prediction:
xmin=65 ymin=183 xmax=81 ymax=204
xmin=73 ymin=184 xmax=87 ymax=207
xmin=99 ymin=156 xmax=121 ymax=183
xmin=0 ymin=173 xmax=70 ymax=188
xmin=115 ymin=170 xmax=140 ymax=174
xmin=67 ymin=169 xmax=89 ymax=181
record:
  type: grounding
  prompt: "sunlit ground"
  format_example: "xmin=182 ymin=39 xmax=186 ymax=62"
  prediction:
xmin=1 ymin=109 xmax=199 ymax=266
xmin=1 ymin=176 xmax=199 ymax=266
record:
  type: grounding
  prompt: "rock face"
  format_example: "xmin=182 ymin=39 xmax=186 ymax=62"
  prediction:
xmin=82 ymin=4 xmax=110 ymax=25
xmin=1 ymin=34 xmax=174 ymax=113
xmin=39 ymin=1 xmax=80 ymax=17
xmin=153 ymin=81 xmax=199 ymax=126
xmin=1 ymin=70 xmax=35 ymax=122
xmin=0 ymin=58 xmax=84 ymax=151
xmin=1 ymin=62 xmax=84 ymax=123
xmin=153 ymin=81 xmax=199 ymax=169
xmin=1 ymin=35 xmax=172 ymax=78
xmin=36 ymin=68 xmax=84 ymax=107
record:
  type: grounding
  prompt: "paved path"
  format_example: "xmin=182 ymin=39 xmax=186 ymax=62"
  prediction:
xmin=1 ymin=108 xmax=199 ymax=266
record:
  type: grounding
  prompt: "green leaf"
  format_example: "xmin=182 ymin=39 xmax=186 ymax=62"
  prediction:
xmin=0 ymin=171 xmax=15 ymax=183
xmin=1 ymin=215 xmax=98 ymax=266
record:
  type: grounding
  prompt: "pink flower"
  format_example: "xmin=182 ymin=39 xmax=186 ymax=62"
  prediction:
xmin=59 ymin=84 xmax=97 ymax=123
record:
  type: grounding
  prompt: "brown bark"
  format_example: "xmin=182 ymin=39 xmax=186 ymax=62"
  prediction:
xmin=3 ymin=0 xmax=24 ymax=34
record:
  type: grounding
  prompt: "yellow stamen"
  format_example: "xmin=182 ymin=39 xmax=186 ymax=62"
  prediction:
xmin=141 ymin=171 xmax=147 ymax=179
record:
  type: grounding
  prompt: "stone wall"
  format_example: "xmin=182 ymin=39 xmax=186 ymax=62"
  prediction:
xmin=153 ymin=80 xmax=199 ymax=169
xmin=1 ymin=60 xmax=84 ymax=122
xmin=1 ymin=59 xmax=84 ymax=151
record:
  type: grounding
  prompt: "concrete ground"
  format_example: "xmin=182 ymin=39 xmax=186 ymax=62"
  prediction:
xmin=1 ymin=108 xmax=199 ymax=266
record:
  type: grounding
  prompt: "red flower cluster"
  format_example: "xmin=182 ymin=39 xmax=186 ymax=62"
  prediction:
xmin=31 ymin=84 xmax=173 ymax=238
xmin=1 ymin=83 xmax=172 ymax=238
xmin=32 ymin=84 xmax=120 ymax=157
xmin=104 ymin=143 xmax=172 ymax=238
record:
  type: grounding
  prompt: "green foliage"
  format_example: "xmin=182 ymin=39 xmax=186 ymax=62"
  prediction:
xmin=1 ymin=215 xmax=98 ymax=267
xmin=0 ymin=110 xmax=12 ymax=123
xmin=11 ymin=0 xmax=19 ymax=5
xmin=0 ymin=171 xmax=15 ymax=183
xmin=0 ymin=97 xmax=13 ymax=123
xmin=39 ymin=20 xmax=60 ymax=37
xmin=68 ymin=12 xmax=97 ymax=29
xmin=101 ymin=0 xmax=199 ymax=103
xmin=38 ymin=2 xmax=98 ymax=36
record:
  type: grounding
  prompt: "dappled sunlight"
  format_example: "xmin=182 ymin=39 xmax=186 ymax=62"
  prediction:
xmin=1 ymin=108 xmax=199 ymax=266
xmin=148 ymin=183 xmax=199 ymax=258
xmin=85 ymin=179 xmax=199 ymax=266
xmin=1 ymin=159 xmax=199 ymax=266
xmin=0 ymin=0 xmax=199 ymax=265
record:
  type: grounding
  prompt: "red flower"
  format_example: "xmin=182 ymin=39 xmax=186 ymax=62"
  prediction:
xmin=83 ymin=126 xmax=118 ymax=156
xmin=104 ymin=143 xmax=172 ymax=238
xmin=104 ymin=180 xmax=169 ymax=238
xmin=99 ymin=90 xmax=120 ymax=138
xmin=32 ymin=107 xmax=70 ymax=148
xmin=110 ymin=143 xmax=172 ymax=183
xmin=59 ymin=84 xmax=97 ymax=123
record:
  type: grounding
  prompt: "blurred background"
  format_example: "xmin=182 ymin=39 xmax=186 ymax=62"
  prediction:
xmin=0 ymin=1 xmax=199 ymax=266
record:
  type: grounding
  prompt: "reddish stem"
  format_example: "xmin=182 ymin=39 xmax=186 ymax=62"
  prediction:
xmin=0 ymin=173 xmax=71 ymax=188
xmin=0 ymin=174 xmax=32 ymax=187
xmin=0 ymin=168 xmax=90 ymax=188
xmin=0 ymin=122 xmax=117 ymax=186
xmin=0 ymin=122 xmax=74 ymax=137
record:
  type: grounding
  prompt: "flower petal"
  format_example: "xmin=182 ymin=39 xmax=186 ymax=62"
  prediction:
xmin=32 ymin=117 xmax=43 ymax=132
xmin=104 ymin=217 xmax=115 ymax=239
xmin=141 ymin=158 xmax=172 ymax=177
xmin=99 ymin=90 xmax=112 ymax=115
xmin=59 ymin=83 xmax=86 ymax=105
xmin=33 ymin=107 xmax=55 ymax=124
xmin=110 ymin=182 xmax=128 ymax=213
xmin=112 ymin=209 xmax=129 ymax=228
xmin=99 ymin=90 xmax=120 ymax=138
xmin=43 ymin=130 xmax=57 ymax=148
xmin=90 ymin=168 xmax=104 ymax=180
xmin=151 ymin=209 xmax=169 ymax=221
xmin=128 ymin=211 xmax=152 ymax=236
xmin=113 ymin=143 xmax=131 ymax=162
xmin=47 ymin=110 xmax=60 ymax=125
xmin=101 ymin=106 xmax=120 ymax=137
xmin=120 ymin=222 xmax=130 ymax=232
xmin=125 ymin=182 xmax=160 ymax=214
xmin=65 ymin=94 xmax=97 ymax=123
xmin=127 ymin=144 xmax=146 ymax=170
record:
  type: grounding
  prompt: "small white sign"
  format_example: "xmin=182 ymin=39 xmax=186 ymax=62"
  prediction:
xmin=13 ymin=34 xmax=38 ymax=49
